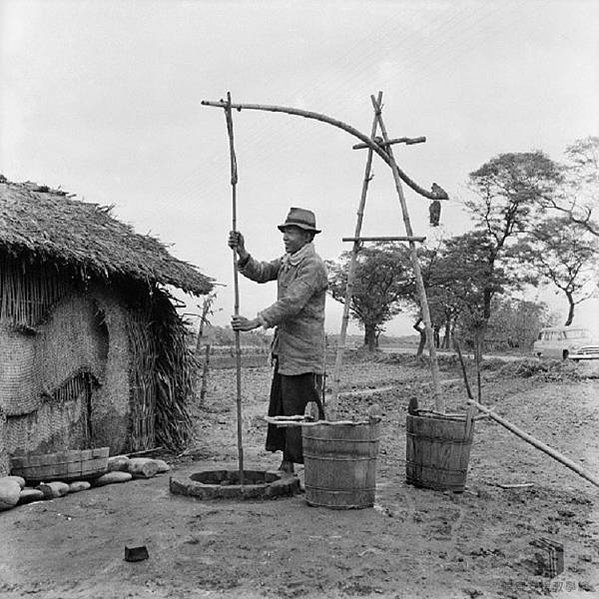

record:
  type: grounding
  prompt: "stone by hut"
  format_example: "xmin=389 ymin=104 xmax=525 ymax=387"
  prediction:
xmin=0 ymin=177 xmax=213 ymax=475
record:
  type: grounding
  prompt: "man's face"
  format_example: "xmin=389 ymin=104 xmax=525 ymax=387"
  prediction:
xmin=282 ymin=226 xmax=310 ymax=254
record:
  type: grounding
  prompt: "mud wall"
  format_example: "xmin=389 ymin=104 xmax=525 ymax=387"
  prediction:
xmin=0 ymin=289 xmax=131 ymax=456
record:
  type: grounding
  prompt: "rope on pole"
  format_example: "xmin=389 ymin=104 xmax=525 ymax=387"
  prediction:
xmin=224 ymin=91 xmax=244 ymax=485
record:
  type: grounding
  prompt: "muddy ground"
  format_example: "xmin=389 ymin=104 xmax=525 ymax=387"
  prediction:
xmin=1 ymin=353 xmax=598 ymax=599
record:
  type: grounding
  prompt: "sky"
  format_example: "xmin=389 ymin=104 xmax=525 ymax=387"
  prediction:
xmin=2 ymin=0 xmax=598 ymax=336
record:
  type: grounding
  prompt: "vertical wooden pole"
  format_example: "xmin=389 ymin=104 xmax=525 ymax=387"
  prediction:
xmin=194 ymin=296 xmax=212 ymax=355
xmin=454 ymin=337 xmax=473 ymax=400
xmin=370 ymin=94 xmax=444 ymax=412
xmin=328 ymin=91 xmax=383 ymax=419
xmin=200 ymin=344 xmax=211 ymax=404
xmin=224 ymin=91 xmax=244 ymax=484
xmin=475 ymin=333 xmax=483 ymax=404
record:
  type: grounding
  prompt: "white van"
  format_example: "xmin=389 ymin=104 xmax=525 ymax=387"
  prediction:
xmin=533 ymin=326 xmax=599 ymax=361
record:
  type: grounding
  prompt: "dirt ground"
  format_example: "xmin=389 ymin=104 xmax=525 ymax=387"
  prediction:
xmin=1 ymin=353 xmax=598 ymax=599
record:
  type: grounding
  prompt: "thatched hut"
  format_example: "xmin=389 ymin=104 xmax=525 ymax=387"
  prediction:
xmin=0 ymin=177 xmax=212 ymax=475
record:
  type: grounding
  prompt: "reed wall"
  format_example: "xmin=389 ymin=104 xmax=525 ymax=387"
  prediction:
xmin=0 ymin=254 xmax=194 ymax=458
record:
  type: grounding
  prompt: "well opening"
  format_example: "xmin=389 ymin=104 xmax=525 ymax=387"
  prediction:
xmin=170 ymin=468 xmax=301 ymax=500
xmin=190 ymin=469 xmax=279 ymax=485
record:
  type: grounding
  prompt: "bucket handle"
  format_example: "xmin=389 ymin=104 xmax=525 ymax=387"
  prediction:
xmin=263 ymin=416 xmax=377 ymax=428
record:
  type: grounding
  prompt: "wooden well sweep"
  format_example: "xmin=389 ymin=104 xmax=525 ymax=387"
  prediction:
xmin=203 ymin=92 xmax=450 ymax=502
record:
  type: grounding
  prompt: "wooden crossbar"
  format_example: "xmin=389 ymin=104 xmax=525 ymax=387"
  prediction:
xmin=342 ymin=236 xmax=426 ymax=243
xmin=352 ymin=136 xmax=426 ymax=150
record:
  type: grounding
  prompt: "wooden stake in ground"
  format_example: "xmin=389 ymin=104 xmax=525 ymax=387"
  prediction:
xmin=224 ymin=92 xmax=244 ymax=485
xmin=194 ymin=294 xmax=214 ymax=399
xmin=200 ymin=344 xmax=211 ymax=404
xmin=328 ymin=91 xmax=383 ymax=419
xmin=370 ymin=94 xmax=443 ymax=411
xmin=467 ymin=399 xmax=599 ymax=488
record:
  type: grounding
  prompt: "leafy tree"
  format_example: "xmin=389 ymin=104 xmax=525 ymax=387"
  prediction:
xmin=545 ymin=136 xmax=599 ymax=237
xmin=466 ymin=151 xmax=562 ymax=242
xmin=517 ymin=216 xmax=599 ymax=325
xmin=411 ymin=232 xmax=509 ymax=354
xmin=327 ymin=243 xmax=412 ymax=351
xmin=486 ymin=297 xmax=554 ymax=351
xmin=463 ymin=152 xmax=563 ymax=359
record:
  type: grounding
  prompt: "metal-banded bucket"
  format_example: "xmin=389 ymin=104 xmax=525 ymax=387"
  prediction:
xmin=406 ymin=411 xmax=474 ymax=492
xmin=302 ymin=421 xmax=380 ymax=509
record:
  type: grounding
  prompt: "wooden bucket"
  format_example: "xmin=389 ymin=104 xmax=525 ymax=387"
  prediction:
xmin=405 ymin=411 xmax=474 ymax=492
xmin=302 ymin=421 xmax=380 ymax=509
xmin=10 ymin=447 xmax=109 ymax=483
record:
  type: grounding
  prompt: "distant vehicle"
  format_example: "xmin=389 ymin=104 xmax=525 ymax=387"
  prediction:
xmin=533 ymin=326 xmax=599 ymax=361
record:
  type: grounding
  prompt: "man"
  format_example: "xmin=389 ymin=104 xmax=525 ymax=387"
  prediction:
xmin=228 ymin=207 xmax=328 ymax=474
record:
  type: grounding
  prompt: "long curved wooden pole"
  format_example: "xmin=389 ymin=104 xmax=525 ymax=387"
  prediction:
xmin=468 ymin=399 xmax=599 ymax=488
xmin=201 ymin=99 xmax=448 ymax=201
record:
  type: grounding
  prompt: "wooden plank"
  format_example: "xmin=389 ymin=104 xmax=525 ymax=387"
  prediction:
xmin=497 ymin=482 xmax=534 ymax=489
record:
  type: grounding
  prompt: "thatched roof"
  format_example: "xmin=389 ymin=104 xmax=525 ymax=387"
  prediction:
xmin=0 ymin=177 xmax=213 ymax=296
